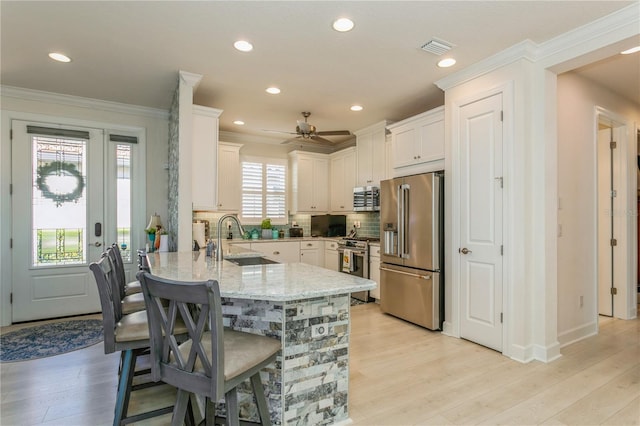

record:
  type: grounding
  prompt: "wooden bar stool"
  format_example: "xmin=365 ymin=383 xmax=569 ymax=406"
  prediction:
xmin=138 ymin=271 xmax=281 ymax=426
xmin=90 ymin=254 xmax=189 ymax=426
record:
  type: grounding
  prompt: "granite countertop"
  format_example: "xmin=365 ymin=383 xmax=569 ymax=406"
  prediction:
xmin=147 ymin=251 xmax=376 ymax=301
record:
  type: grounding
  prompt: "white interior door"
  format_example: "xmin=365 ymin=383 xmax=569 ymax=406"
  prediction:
xmin=597 ymin=127 xmax=614 ymax=316
xmin=11 ymin=120 xmax=106 ymax=322
xmin=459 ymin=93 xmax=504 ymax=352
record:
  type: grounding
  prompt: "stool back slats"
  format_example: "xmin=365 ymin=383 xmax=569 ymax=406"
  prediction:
xmin=89 ymin=254 xmax=120 ymax=354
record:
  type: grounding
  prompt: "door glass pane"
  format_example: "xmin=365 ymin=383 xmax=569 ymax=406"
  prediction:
xmin=116 ymin=144 xmax=132 ymax=262
xmin=32 ymin=136 xmax=87 ymax=266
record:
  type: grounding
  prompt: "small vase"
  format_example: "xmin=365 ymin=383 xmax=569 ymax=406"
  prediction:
xmin=272 ymin=229 xmax=279 ymax=239
xmin=148 ymin=234 xmax=156 ymax=252
xmin=262 ymin=229 xmax=272 ymax=239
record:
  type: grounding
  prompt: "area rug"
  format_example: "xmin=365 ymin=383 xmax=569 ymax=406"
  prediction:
xmin=0 ymin=319 xmax=103 ymax=362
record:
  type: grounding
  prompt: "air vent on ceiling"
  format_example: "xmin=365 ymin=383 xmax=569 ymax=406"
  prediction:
xmin=420 ymin=39 xmax=453 ymax=55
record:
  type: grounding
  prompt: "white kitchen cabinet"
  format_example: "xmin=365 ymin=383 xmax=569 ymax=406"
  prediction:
xmin=250 ymin=241 xmax=300 ymax=263
xmin=216 ymin=142 xmax=242 ymax=212
xmin=388 ymin=106 xmax=444 ymax=175
xmin=324 ymin=240 xmax=340 ymax=272
xmin=191 ymin=105 xmax=223 ymax=210
xmin=369 ymin=244 xmax=381 ymax=300
xmin=355 ymin=121 xmax=388 ymax=187
xmin=330 ymin=147 xmax=356 ymax=212
xmin=289 ymin=151 xmax=329 ymax=213
xmin=300 ymin=240 xmax=324 ymax=267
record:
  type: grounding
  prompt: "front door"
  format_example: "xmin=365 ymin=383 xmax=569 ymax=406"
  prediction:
xmin=458 ymin=93 xmax=504 ymax=352
xmin=11 ymin=120 xmax=136 ymax=322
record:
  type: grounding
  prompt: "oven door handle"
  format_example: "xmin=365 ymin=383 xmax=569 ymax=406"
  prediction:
xmin=380 ymin=266 xmax=431 ymax=280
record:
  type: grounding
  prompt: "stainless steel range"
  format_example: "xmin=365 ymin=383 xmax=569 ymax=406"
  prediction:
xmin=337 ymin=237 xmax=380 ymax=302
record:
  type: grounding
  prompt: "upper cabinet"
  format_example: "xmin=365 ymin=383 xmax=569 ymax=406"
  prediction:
xmin=355 ymin=121 xmax=389 ymax=187
xmin=289 ymin=151 xmax=329 ymax=213
xmin=330 ymin=147 xmax=356 ymax=212
xmin=191 ymin=105 xmax=223 ymax=210
xmin=388 ymin=106 xmax=444 ymax=175
xmin=217 ymin=142 xmax=242 ymax=212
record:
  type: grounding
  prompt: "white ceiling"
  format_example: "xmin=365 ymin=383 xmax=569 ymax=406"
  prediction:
xmin=1 ymin=1 xmax=638 ymax=149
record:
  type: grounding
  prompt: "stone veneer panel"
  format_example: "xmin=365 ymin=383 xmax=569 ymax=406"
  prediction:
xmin=167 ymin=85 xmax=179 ymax=251
xmin=220 ymin=294 xmax=350 ymax=425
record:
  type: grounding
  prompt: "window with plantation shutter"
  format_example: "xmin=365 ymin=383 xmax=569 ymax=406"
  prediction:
xmin=240 ymin=158 xmax=287 ymax=224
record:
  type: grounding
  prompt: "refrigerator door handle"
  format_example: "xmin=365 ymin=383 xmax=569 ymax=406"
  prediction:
xmin=400 ymin=183 xmax=410 ymax=259
xmin=397 ymin=184 xmax=403 ymax=258
xmin=380 ymin=266 xmax=431 ymax=280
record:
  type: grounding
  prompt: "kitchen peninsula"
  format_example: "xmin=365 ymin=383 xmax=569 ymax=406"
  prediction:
xmin=148 ymin=249 xmax=376 ymax=425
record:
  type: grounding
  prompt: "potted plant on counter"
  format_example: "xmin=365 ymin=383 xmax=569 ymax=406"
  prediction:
xmin=261 ymin=218 xmax=272 ymax=239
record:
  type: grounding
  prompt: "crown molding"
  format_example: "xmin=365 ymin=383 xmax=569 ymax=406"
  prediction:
xmin=435 ymin=40 xmax=538 ymax=91
xmin=435 ymin=2 xmax=639 ymax=91
xmin=1 ymin=85 xmax=169 ymax=119
xmin=179 ymin=70 xmax=203 ymax=90
xmin=193 ymin=104 xmax=223 ymax=118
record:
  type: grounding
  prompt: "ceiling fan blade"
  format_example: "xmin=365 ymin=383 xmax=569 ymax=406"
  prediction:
xmin=316 ymin=130 xmax=352 ymax=136
xmin=263 ymin=129 xmax=298 ymax=135
xmin=309 ymin=135 xmax=337 ymax=144
xmin=281 ymin=136 xmax=302 ymax=144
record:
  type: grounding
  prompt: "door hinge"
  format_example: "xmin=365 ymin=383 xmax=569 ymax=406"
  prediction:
xmin=9 ymin=183 xmax=12 ymax=196
xmin=10 ymin=293 xmax=12 ymax=304
xmin=9 ymin=129 xmax=13 ymax=140
xmin=500 ymin=111 xmax=504 ymax=122
xmin=611 ymin=190 xmax=617 ymax=198
xmin=10 ymin=238 xmax=12 ymax=249
xmin=611 ymin=287 xmax=618 ymax=295
xmin=610 ymin=141 xmax=617 ymax=149
xmin=610 ymin=238 xmax=617 ymax=246
xmin=500 ymin=245 xmax=504 ymax=256
xmin=500 ymin=312 xmax=503 ymax=323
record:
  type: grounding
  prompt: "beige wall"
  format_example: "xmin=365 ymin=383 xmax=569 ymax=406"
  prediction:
xmin=557 ymin=71 xmax=640 ymax=343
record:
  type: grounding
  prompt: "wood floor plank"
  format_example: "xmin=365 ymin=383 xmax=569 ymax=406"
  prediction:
xmin=1 ymin=303 xmax=638 ymax=425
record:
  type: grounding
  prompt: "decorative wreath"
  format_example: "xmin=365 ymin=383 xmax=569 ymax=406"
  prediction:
xmin=36 ymin=161 xmax=85 ymax=207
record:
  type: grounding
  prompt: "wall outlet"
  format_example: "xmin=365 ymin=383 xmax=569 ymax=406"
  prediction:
xmin=311 ymin=323 xmax=328 ymax=338
xmin=354 ymin=221 xmax=361 ymax=228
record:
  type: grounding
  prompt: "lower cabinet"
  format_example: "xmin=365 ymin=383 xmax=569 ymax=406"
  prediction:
xmin=300 ymin=240 xmax=324 ymax=267
xmin=369 ymin=244 xmax=381 ymax=300
xmin=250 ymin=241 xmax=300 ymax=263
xmin=324 ymin=240 xmax=340 ymax=272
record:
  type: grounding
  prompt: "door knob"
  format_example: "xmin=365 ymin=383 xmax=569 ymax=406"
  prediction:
xmin=459 ymin=247 xmax=472 ymax=254
xmin=94 ymin=242 xmax=103 ymax=247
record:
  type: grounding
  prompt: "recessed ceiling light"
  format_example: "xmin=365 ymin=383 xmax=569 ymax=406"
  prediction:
xmin=621 ymin=46 xmax=640 ymax=55
xmin=233 ymin=120 xmax=245 ymax=126
xmin=266 ymin=87 xmax=281 ymax=95
xmin=233 ymin=40 xmax=253 ymax=52
xmin=437 ymin=58 xmax=456 ymax=68
xmin=350 ymin=105 xmax=363 ymax=112
xmin=332 ymin=18 xmax=355 ymax=32
xmin=48 ymin=52 xmax=71 ymax=63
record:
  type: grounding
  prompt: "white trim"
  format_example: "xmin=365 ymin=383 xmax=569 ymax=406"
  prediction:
xmin=557 ymin=320 xmax=598 ymax=348
xmin=1 ymin=85 xmax=168 ymax=119
xmin=193 ymin=104 xmax=223 ymax=118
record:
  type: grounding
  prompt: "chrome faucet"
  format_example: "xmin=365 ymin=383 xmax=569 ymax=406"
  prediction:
xmin=216 ymin=214 xmax=245 ymax=261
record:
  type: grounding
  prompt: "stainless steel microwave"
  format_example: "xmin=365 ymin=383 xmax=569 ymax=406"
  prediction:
xmin=353 ymin=186 xmax=380 ymax=211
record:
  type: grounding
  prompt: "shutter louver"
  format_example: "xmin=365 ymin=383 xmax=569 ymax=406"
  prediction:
xmin=241 ymin=160 xmax=287 ymax=223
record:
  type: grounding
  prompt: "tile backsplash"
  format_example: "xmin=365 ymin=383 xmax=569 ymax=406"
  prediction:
xmin=193 ymin=211 xmax=380 ymax=240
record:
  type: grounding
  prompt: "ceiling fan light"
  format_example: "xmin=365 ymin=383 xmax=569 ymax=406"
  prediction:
xmin=233 ymin=40 xmax=253 ymax=52
xmin=48 ymin=52 xmax=71 ymax=63
xmin=350 ymin=105 xmax=363 ymax=111
xmin=233 ymin=120 xmax=245 ymax=125
xmin=333 ymin=18 xmax=354 ymax=32
xmin=621 ymin=46 xmax=640 ymax=55
xmin=266 ymin=87 xmax=281 ymax=94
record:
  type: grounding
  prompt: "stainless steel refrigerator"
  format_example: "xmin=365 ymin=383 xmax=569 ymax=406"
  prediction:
xmin=380 ymin=172 xmax=444 ymax=330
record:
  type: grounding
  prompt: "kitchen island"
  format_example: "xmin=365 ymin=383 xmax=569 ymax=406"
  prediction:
xmin=148 ymin=250 xmax=376 ymax=425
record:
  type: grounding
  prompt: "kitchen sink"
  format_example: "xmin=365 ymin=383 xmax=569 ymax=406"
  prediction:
xmin=226 ymin=256 xmax=278 ymax=266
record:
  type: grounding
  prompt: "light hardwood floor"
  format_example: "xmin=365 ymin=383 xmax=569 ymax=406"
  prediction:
xmin=1 ymin=305 xmax=638 ymax=425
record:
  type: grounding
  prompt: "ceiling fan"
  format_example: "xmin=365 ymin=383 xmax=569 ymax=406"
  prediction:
xmin=264 ymin=112 xmax=352 ymax=144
